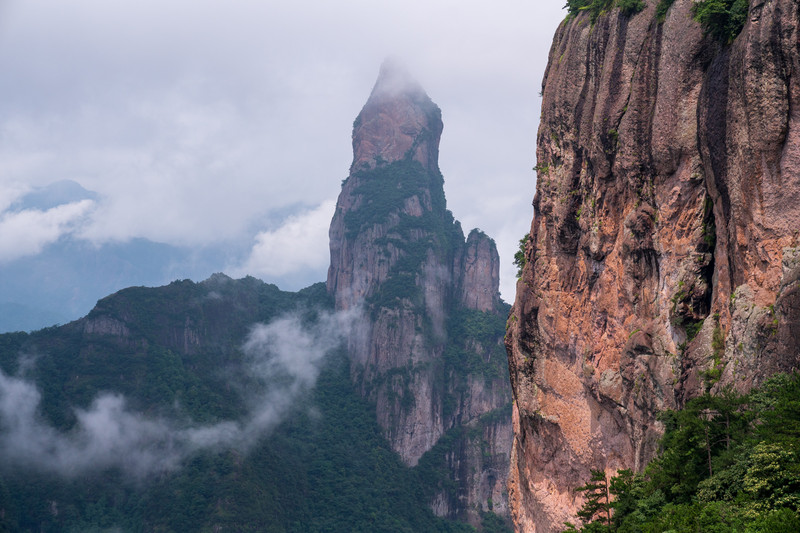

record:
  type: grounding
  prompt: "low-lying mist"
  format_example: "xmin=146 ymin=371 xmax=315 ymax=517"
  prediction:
xmin=0 ymin=307 xmax=361 ymax=479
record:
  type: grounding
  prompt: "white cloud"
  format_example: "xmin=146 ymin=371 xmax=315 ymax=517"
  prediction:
xmin=0 ymin=182 xmax=29 ymax=213
xmin=0 ymin=368 xmax=236 ymax=478
xmin=233 ymin=199 xmax=336 ymax=279
xmin=0 ymin=0 xmax=566 ymax=299
xmin=0 ymin=200 xmax=94 ymax=263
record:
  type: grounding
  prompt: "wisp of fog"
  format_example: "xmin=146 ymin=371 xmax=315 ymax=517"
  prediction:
xmin=0 ymin=307 xmax=360 ymax=479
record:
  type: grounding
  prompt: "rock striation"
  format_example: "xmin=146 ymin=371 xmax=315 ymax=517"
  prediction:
xmin=505 ymin=1 xmax=800 ymax=531
xmin=327 ymin=60 xmax=512 ymax=525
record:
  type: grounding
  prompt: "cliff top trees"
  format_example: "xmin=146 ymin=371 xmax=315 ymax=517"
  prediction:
xmin=692 ymin=0 xmax=750 ymax=43
xmin=564 ymin=0 xmax=644 ymax=23
xmin=564 ymin=0 xmax=751 ymax=44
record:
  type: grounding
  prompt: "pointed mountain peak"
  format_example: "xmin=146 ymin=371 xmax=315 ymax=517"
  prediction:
xmin=351 ymin=59 xmax=442 ymax=172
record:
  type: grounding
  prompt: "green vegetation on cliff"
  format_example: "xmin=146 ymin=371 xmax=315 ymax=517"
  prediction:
xmin=564 ymin=0 xmax=644 ymax=23
xmin=513 ymin=233 xmax=529 ymax=279
xmin=344 ymin=157 xmax=463 ymax=314
xmin=0 ymin=278 xmax=505 ymax=532
xmin=564 ymin=0 xmax=750 ymax=43
xmin=562 ymin=373 xmax=800 ymax=532
xmin=343 ymin=158 xmax=447 ymax=238
xmin=444 ymin=306 xmax=511 ymax=385
xmin=692 ymin=0 xmax=749 ymax=43
xmin=655 ymin=0 xmax=676 ymax=21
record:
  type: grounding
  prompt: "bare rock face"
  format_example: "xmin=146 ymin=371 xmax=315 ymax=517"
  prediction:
xmin=328 ymin=59 xmax=444 ymax=312
xmin=505 ymin=2 xmax=800 ymax=531
xmin=460 ymin=229 xmax=502 ymax=312
xmin=350 ymin=58 xmax=443 ymax=174
xmin=327 ymin=60 xmax=512 ymax=525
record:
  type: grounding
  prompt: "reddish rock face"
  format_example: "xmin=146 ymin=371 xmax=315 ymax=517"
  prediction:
xmin=327 ymin=60 xmax=510 ymax=525
xmin=350 ymin=58 xmax=443 ymax=175
xmin=327 ymin=59 xmax=445 ymax=312
xmin=505 ymin=2 xmax=800 ymax=531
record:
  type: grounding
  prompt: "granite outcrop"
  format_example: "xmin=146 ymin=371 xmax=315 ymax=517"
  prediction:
xmin=328 ymin=60 xmax=512 ymax=525
xmin=505 ymin=2 xmax=800 ymax=530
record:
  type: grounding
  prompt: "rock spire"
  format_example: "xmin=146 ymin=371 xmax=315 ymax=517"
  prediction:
xmin=326 ymin=60 xmax=510 ymax=526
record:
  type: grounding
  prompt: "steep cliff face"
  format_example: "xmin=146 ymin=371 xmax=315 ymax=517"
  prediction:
xmin=327 ymin=60 xmax=512 ymax=524
xmin=505 ymin=1 xmax=800 ymax=530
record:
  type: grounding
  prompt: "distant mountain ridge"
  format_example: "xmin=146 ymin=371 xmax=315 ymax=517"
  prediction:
xmin=0 ymin=237 xmax=208 ymax=332
xmin=0 ymin=179 xmax=228 ymax=333
xmin=0 ymin=183 xmax=325 ymax=334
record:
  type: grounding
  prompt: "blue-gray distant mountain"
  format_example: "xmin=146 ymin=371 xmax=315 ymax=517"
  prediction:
xmin=0 ymin=236 xmax=225 ymax=332
xmin=0 ymin=179 xmax=326 ymax=333
xmin=9 ymin=180 xmax=99 ymax=212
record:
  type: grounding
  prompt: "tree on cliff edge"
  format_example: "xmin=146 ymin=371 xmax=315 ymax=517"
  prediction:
xmin=563 ymin=469 xmax=612 ymax=532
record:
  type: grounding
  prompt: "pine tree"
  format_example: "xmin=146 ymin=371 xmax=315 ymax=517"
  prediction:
xmin=574 ymin=469 xmax=612 ymax=531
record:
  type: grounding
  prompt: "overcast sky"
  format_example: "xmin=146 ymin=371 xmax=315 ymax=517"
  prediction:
xmin=0 ymin=0 xmax=566 ymax=302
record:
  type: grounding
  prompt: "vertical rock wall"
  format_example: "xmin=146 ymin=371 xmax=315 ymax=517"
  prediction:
xmin=505 ymin=1 xmax=800 ymax=531
xmin=327 ymin=60 xmax=513 ymax=525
